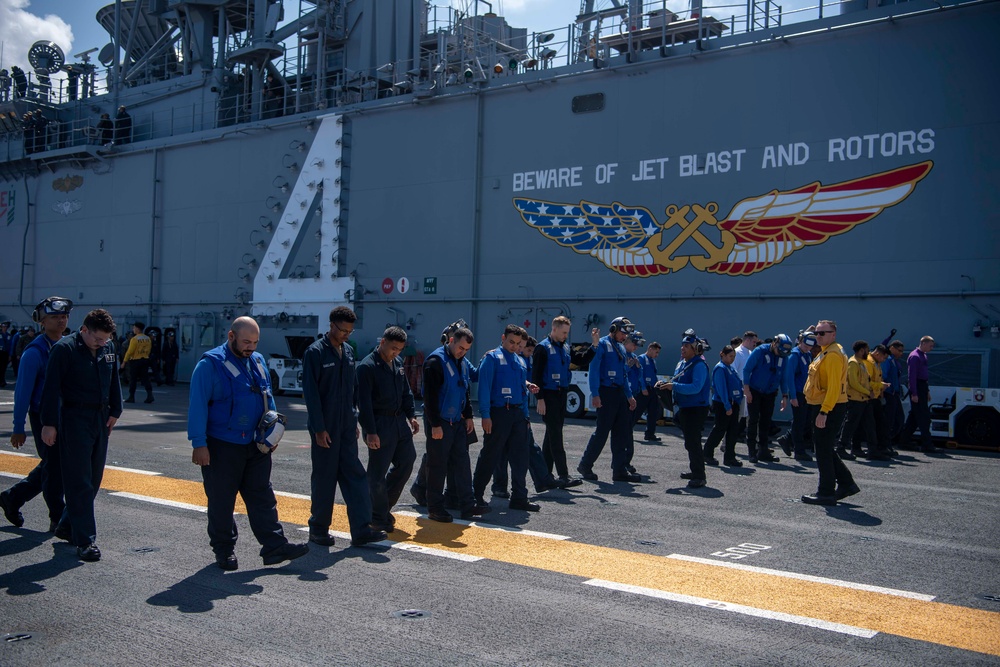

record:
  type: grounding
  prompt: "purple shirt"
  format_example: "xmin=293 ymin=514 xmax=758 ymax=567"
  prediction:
xmin=907 ymin=348 xmax=929 ymax=397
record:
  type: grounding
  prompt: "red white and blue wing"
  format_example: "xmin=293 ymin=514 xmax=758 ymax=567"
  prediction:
xmin=513 ymin=199 xmax=670 ymax=277
xmin=706 ymin=161 xmax=933 ymax=276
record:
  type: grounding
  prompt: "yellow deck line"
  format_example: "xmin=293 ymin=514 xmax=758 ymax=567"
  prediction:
xmin=3 ymin=452 xmax=998 ymax=656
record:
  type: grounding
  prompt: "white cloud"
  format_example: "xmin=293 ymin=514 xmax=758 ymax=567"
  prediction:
xmin=0 ymin=0 xmax=74 ymax=73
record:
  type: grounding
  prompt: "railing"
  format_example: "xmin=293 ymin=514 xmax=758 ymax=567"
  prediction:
xmin=0 ymin=0 xmax=953 ymax=161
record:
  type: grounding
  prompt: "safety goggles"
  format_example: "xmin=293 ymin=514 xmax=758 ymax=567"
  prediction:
xmin=41 ymin=298 xmax=73 ymax=315
xmin=33 ymin=296 xmax=73 ymax=322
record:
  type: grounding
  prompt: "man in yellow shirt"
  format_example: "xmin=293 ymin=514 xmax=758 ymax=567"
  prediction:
xmin=864 ymin=344 xmax=894 ymax=457
xmin=801 ymin=320 xmax=859 ymax=506
xmin=121 ymin=322 xmax=153 ymax=404
xmin=838 ymin=340 xmax=888 ymax=461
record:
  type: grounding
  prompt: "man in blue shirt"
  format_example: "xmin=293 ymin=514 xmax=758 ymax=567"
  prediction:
xmin=473 ymin=324 xmax=539 ymax=512
xmin=413 ymin=325 xmax=488 ymax=522
xmin=188 ymin=316 xmax=308 ymax=571
xmin=635 ymin=341 xmax=662 ymax=443
xmin=665 ymin=332 xmax=711 ymax=487
xmin=533 ymin=317 xmax=573 ymax=481
xmin=577 ymin=317 xmax=639 ymax=483
xmin=742 ymin=334 xmax=793 ymax=463
xmin=778 ymin=332 xmax=815 ymax=462
xmin=1 ymin=297 xmax=72 ymax=533
xmin=702 ymin=345 xmax=743 ymax=467
xmin=881 ymin=339 xmax=906 ymax=447
xmin=622 ymin=332 xmax=645 ymax=475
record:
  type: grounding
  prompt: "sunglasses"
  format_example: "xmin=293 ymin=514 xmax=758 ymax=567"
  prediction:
xmin=814 ymin=330 xmax=834 ymax=337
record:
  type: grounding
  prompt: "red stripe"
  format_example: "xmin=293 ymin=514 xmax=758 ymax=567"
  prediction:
xmin=615 ymin=264 xmax=669 ymax=277
xmin=821 ymin=162 xmax=931 ymax=193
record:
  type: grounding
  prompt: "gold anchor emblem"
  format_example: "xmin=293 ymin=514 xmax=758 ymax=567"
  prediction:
xmin=647 ymin=203 xmax=735 ymax=271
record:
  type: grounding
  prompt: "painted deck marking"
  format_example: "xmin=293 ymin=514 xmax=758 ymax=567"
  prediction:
xmin=394 ymin=510 xmax=571 ymax=541
xmin=584 ymin=579 xmax=879 ymax=638
xmin=110 ymin=491 xmax=207 ymax=513
xmin=669 ymin=553 xmax=936 ymax=601
xmin=297 ymin=528 xmax=483 ymax=562
xmin=275 ymin=491 xmax=311 ymax=500
xmin=105 ymin=465 xmax=162 ymax=476
xmin=1 ymin=450 xmax=998 ymax=657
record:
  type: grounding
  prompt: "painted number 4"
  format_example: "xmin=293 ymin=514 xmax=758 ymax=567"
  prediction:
xmin=711 ymin=543 xmax=771 ymax=560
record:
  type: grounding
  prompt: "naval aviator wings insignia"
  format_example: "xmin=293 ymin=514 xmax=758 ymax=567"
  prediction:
xmin=513 ymin=160 xmax=932 ymax=277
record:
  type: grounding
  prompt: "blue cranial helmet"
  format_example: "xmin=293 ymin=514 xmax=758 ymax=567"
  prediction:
xmin=774 ymin=333 xmax=794 ymax=356
xmin=32 ymin=296 xmax=73 ymax=323
xmin=609 ymin=317 xmax=634 ymax=334
xmin=256 ymin=410 xmax=287 ymax=452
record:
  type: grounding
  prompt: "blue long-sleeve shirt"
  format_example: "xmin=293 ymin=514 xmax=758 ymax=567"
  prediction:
xmin=672 ymin=357 xmax=709 ymax=396
xmin=638 ymin=353 xmax=659 ymax=390
xmin=626 ymin=352 xmax=644 ymax=393
xmin=589 ymin=335 xmax=633 ymax=399
xmin=881 ymin=356 xmax=901 ymax=395
xmin=742 ymin=345 xmax=784 ymax=394
xmin=711 ymin=361 xmax=743 ymax=411
xmin=11 ymin=333 xmax=59 ymax=434
xmin=477 ymin=347 xmax=529 ymax=420
xmin=188 ymin=346 xmax=275 ymax=448
xmin=783 ymin=347 xmax=811 ymax=397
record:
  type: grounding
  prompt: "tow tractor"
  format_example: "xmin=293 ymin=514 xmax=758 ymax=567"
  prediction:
xmin=266 ymin=335 xmax=315 ymax=396
xmin=928 ymin=386 xmax=1000 ymax=450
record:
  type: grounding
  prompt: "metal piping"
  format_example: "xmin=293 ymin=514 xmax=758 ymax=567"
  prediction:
xmin=147 ymin=149 xmax=159 ymax=325
xmin=469 ymin=90 xmax=486 ymax=334
xmin=8 ymin=291 xmax=996 ymax=313
xmin=349 ymin=290 xmax=1000 ymax=305
xmin=120 ymin=0 xmax=144 ymax=82
xmin=112 ymin=0 xmax=122 ymax=108
xmin=16 ymin=173 xmax=34 ymax=318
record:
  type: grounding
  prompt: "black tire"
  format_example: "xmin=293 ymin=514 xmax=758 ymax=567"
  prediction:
xmin=565 ymin=386 xmax=585 ymax=419
xmin=270 ymin=369 xmax=285 ymax=396
xmin=955 ymin=407 xmax=1000 ymax=447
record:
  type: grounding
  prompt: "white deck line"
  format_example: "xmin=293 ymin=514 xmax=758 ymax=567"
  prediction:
xmin=275 ymin=491 xmax=312 ymax=500
xmin=393 ymin=510 xmax=571 ymax=540
xmin=109 ymin=491 xmax=207 ymax=512
xmin=105 ymin=465 xmax=161 ymax=476
xmin=667 ymin=553 xmax=936 ymax=601
xmin=584 ymin=579 xmax=879 ymax=638
xmin=297 ymin=527 xmax=482 ymax=562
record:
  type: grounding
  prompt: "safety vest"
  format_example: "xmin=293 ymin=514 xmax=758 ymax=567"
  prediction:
xmin=428 ymin=345 xmax=469 ymax=422
xmin=484 ymin=346 xmax=527 ymax=407
xmin=673 ymin=357 xmax=710 ymax=408
xmin=540 ymin=337 xmax=570 ymax=390
xmin=201 ymin=344 xmax=271 ymax=443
